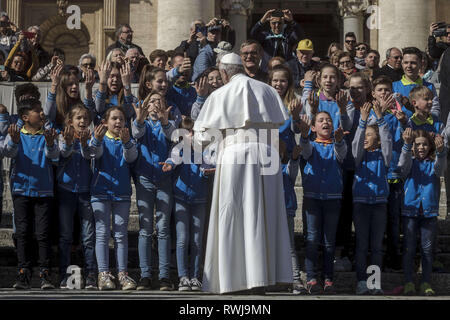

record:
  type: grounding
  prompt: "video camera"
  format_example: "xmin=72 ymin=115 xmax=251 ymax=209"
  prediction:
xmin=433 ymin=22 xmax=448 ymax=37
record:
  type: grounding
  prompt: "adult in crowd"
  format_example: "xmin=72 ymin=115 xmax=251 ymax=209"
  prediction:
xmin=361 ymin=49 xmax=380 ymax=81
xmin=373 ymin=47 xmax=404 ymax=82
xmin=239 ymin=40 xmax=268 ymax=82
xmin=250 ymin=9 xmax=303 ymax=71
xmin=149 ymin=49 xmax=168 ymax=69
xmin=27 ymin=25 xmax=50 ymax=69
xmin=324 ymin=42 xmax=342 ymax=62
xmin=354 ymin=42 xmax=369 ymax=70
xmin=292 ymin=39 xmax=319 ymax=88
xmin=176 ymin=19 xmax=235 ymax=65
xmin=428 ymin=22 xmax=450 ymax=60
xmin=344 ymin=32 xmax=357 ymax=58
xmin=32 ymin=48 xmax=65 ymax=82
xmin=338 ymin=51 xmax=356 ymax=88
xmin=440 ymin=48 xmax=450 ymax=219
xmin=106 ymin=47 xmax=126 ymax=65
xmin=106 ymin=24 xmax=144 ymax=57
xmin=0 ymin=12 xmax=17 ymax=55
xmin=4 ymin=33 xmax=38 ymax=81
xmin=78 ymin=53 xmax=99 ymax=83
xmin=192 ymin=18 xmax=232 ymax=82
xmin=126 ymin=47 xmax=148 ymax=83
xmin=194 ymin=52 xmax=292 ymax=294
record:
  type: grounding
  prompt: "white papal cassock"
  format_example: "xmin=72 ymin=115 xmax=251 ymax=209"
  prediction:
xmin=193 ymin=72 xmax=293 ymax=294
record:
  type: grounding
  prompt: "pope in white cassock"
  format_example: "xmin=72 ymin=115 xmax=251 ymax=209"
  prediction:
xmin=193 ymin=53 xmax=293 ymax=294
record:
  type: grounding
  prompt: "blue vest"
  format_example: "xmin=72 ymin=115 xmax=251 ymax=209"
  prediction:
xmin=166 ymin=85 xmax=197 ymax=117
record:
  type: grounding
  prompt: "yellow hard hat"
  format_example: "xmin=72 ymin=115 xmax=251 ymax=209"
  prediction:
xmin=297 ymin=39 xmax=314 ymax=51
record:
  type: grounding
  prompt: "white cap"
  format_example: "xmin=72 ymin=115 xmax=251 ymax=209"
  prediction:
xmin=220 ymin=53 xmax=243 ymax=65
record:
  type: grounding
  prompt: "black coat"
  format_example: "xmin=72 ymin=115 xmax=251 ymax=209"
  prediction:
xmin=373 ymin=64 xmax=404 ymax=82
xmin=106 ymin=40 xmax=144 ymax=57
xmin=439 ymin=48 xmax=450 ymax=123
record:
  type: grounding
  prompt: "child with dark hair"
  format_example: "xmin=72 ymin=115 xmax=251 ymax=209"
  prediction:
xmin=160 ymin=116 xmax=215 ymax=291
xmin=5 ymin=99 xmax=59 ymax=290
xmin=399 ymin=128 xmax=446 ymax=296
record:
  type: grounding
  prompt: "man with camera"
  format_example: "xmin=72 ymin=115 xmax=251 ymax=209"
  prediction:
xmin=106 ymin=24 xmax=144 ymax=58
xmin=0 ymin=12 xmax=17 ymax=56
xmin=191 ymin=17 xmax=234 ymax=82
xmin=428 ymin=22 xmax=450 ymax=60
xmin=250 ymin=9 xmax=304 ymax=72
xmin=176 ymin=18 xmax=235 ymax=66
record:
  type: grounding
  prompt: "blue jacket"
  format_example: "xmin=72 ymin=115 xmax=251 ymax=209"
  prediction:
xmin=6 ymin=128 xmax=59 ymax=197
xmin=282 ymin=159 xmax=299 ymax=215
xmin=131 ymin=118 xmax=174 ymax=185
xmin=300 ymin=137 xmax=347 ymax=200
xmin=166 ymin=146 xmax=214 ymax=204
xmin=399 ymin=143 xmax=447 ymax=217
xmin=166 ymin=84 xmax=197 ymax=117
xmin=192 ymin=44 xmax=215 ymax=82
xmin=56 ymin=137 xmax=92 ymax=193
xmin=88 ymin=132 xmax=138 ymax=202
xmin=407 ymin=113 xmax=444 ymax=135
xmin=352 ymin=118 xmax=392 ymax=204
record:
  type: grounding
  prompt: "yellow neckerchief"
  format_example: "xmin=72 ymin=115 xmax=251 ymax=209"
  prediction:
xmin=411 ymin=112 xmax=433 ymax=126
xmin=401 ymin=74 xmax=423 ymax=86
xmin=315 ymin=137 xmax=333 ymax=145
xmin=105 ymin=131 xmax=121 ymax=141
xmin=175 ymin=81 xmax=191 ymax=89
xmin=21 ymin=127 xmax=44 ymax=135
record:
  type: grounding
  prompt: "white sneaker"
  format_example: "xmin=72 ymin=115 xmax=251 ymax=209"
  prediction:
xmin=190 ymin=278 xmax=202 ymax=291
xmin=178 ymin=277 xmax=191 ymax=291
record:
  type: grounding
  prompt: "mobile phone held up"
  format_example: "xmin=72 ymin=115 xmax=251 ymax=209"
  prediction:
xmin=195 ymin=25 xmax=207 ymax=36
xmin=271 ymin=10 xmax=284 ymax=18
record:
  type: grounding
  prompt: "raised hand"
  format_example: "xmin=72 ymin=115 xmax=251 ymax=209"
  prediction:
xmin=297 ymin=114 xmax=311 ymax=138
xmin=194 ymin=76 xmax=209 ymax=97
xmin=79 ymin=129 xmax=90 ymax=147
xmin=282 ymin=9 xmax=293 ymax=22
xmin=402 ymin=127 xmax=414 ymax=145
xmin=393 ymin=109 xmax=407 ymax=125
xmin=308 ymin=91 xmax=319 ymax=115
xmin=50 ymin=63 xmax=64 ymax=86
xmin=120 ymin=61 xmax=132 ymax=88
xmin=435 ymin=134 xmax=444 ymax=153
xmin=133 ymin=100 xmax=150 ymax=124
xmin=304 ymin=70 xmax=317 ymax=83
xmin=380 ymin=94 xmax=395 ymax=113
xmin=85 ymin=68 xmax=95 ymax=89
xmin=334 ymin=127 xmax=345 ymax=143
xmin=288 ymin=98 xmax=302 ymax=121
xmin=44 ymin=128 xmax=58 ymax=147
xmin=158 ymin=98 xmax=173 ymax=126
xmin=360 ymin=102 xmax=372 ymax=121
xmin=178 ymin=52 xmax=192 ymax=75
xmin=94 ymin=123 xmax=108 ymax=141
xmin=8 ymin=124 xmax=20 ymax=144
xmin=261 ymin=9 xmax=276 ymax=24
xmin=98 ymin=60 xmax=112 ymax=84
xmin=119 ymin=127 xmax=131 ymax=144
xmin=159 ymin=162 xmax=173 ymax=172
xmin=336 ymin=90 xmax=349 ymax=115
xmin=63 ymin=126 xmax=74 ymax=146
xmin=372 ymin=100 xmax=383 ymax=119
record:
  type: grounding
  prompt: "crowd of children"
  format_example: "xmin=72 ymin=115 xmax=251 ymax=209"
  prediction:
xmin=0 ymin=40 xmax=447 ymax=297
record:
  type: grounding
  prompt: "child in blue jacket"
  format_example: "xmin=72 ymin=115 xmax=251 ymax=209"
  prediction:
xmin=352 ymin=102 xmax=392 ymax=295
xmin=399 ymin=128 xmax=447 ymax=296
xmin=57 ymin=103 xmax=97 ymax=289
xmin=160 ymin=117 xmax=215 ymax=291
xmin=299 ymin=112 xmax=347 ymax=295
xmin=5 ymin=99 xmax=60 ymax=290
xmin=84 ymin=106 xmax=138 ymax=291
xmin=131 ymin=90 xmax=177 ymax=291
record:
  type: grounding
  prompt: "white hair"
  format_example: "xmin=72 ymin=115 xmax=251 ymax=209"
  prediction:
xmin=190 ymin=19 xmax=204 ymax=29
xmin=27 ymin=25 xmax=41 ymax=36
xmin=78 ymin=53 xmax=97 ymax=67
xmin=218 ymin=62 xmax=245 ymax=78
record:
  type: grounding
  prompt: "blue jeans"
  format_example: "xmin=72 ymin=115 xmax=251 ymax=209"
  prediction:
xmin=386 ymin=182 xmax=403 ymax=258
xmin=403 ymin=216 xmax=437 ymax=283
xmin=92 ymin=200 xmax=130 ymax=273
xmin=58 ymin=188 xmax=96 ymax=276
xmin=287 ymin=214 xmax=301 ymax=282
xmin=304 ymin=198 xmax=341 ymax=282
xmin=353 ymin=203 xmax=387 ymax=281
xmin=135 ymin=175 xmax=173 ymax=279
xmin=174 ymin=199 xmax=206 ymax=279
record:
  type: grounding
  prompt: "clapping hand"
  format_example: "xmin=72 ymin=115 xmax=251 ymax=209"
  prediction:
xmin=308 ymin=91 xmax=319 ymax=115
xmin=336 ymin=90 xmax=349 ymax=115
xmin=292 ymin=144 xmax=302 ymax=160
xmin=119 ymin=127 xmax=131 ymax=144
xmin=360 ymin=102 xmax=372 ymax=121
xmin=435 ymin=134 xmax=444 ymax=153
xmin=63 ymin=126 xmax=74 ymax=146
xmin=94 ymin=123 xmax=108 ymax=141
xmin=8 ymin=124 xmax=20 ymax=144
xmin=288 ymin=98 xmax=302 ymax=121
xmin=159 ymin=162 xmax=173 ymax=172
xmin=402 ymin=127 xmax=414 ymax=145
xmin=44 ymin=128 xmax=58 ymax=147
xmin=194 ymin=76 xmax=209 ymax=97
xmin=79 ymin=129 xmax=90 ymax=147
xmin=297 ymin=114 xmax=311 ymax=138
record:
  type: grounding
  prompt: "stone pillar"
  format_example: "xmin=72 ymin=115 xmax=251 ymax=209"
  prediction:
xmin=221 ymin=0 xmax=254 ymax=52
xmin=338 ymin=0 xmax=369 ymax=43
xmin=378 ymin=0 xmax=434 ymax=63
xmin=157 ymin=0 xmax=215 ymax=51
xmin=6 ymin=0 xmax=21 ymax=27
xmin=103 ymin=0 xmax=116 ymax=53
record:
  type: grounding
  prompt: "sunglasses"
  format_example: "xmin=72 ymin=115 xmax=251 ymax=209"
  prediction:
xmin=339 ymin=60 xmax=352 ymax=65
xmin=391 ymin=56 xmax=402 ymax=60
xmin=82 ymin=63 xmax=95 ymax=68
xmin=356 ymin=47 xmax=366 ymax=51
xmin=345 ymin=40 xmax=356 ymax=44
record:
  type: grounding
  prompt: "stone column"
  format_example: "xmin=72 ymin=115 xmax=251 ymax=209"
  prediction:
xmin=221 ymin=0 xmax=254 ymax=52
xmin=338 ymin=0 xmax=369 ymax=43
xmin=157 ymin=0 xmax=215 ymax=51
xmin=103 ymin=0 xmax=116 ymax=53
xmin=6 ymin=0 xmax=21 ymax=27
xmin=378 ymin=0 xmax=434 ymax=63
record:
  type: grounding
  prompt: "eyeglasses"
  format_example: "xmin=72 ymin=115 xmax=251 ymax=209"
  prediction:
xmin=81 ymin=63 xmax=95 ymax=68
xmin=356 ymin=47 xmax=366 ymax=51
xmin=240 ymin=51 xmax=259 ymax=57
xmin=345 ymin=40 xmax=356 ymax=44
xmin=122 ymin=30 xmax=133 ymax=34
xmin=391 ymin=56 xmax=402 ymax=60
